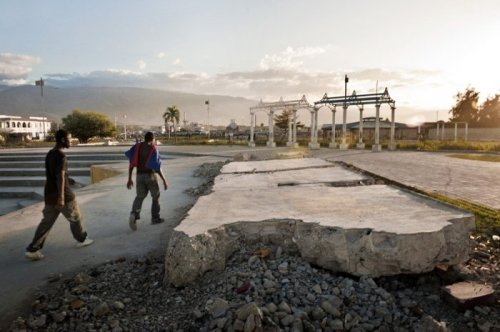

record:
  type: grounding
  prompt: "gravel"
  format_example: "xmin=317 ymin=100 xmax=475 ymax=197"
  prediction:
xmin=8 ymin=239 xmax=499 ymax=332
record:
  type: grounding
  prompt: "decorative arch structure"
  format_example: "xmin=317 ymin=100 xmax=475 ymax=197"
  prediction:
xmin=315 ymin=88 xmax=396 ymax=152
xmin=249 ymin=95 xmax=319 ymax=148
xmin=436 ymin=121 xmax=469 ymax=142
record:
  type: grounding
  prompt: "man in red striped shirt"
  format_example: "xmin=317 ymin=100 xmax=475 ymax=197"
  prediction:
xmin=125 ymin=132 xmax=168 ymax=230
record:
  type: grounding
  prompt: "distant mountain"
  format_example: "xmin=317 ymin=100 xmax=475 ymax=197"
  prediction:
xmin=0 ymin=85 xmax=258 ymax=127
xmin=0 ymin=84 xmax=442 ymax=128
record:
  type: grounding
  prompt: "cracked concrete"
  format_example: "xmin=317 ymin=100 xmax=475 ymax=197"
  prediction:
xmin=221 ymin=158 xmax=333 ymax=173
xmin=165 ymin=158 xmax=475 ymax=287
xmin=214 ymin=166 xmax=368 ymax=190
xmin=316 ymin=150 xmax=500 ymax=210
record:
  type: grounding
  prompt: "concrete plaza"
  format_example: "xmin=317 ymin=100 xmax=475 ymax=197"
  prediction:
xmin=0 ymin=145 xmax=497 ymax=328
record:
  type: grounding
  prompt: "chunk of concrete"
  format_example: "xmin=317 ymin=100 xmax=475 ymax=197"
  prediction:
xmin=165 ymin=160 xmax=475 ymax=287
xmin=442 ymin=281 xmax=495 ymax=311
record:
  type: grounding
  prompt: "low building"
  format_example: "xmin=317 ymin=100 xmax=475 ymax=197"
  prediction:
xmin=321 ymin=117 xmax=415 ymax=141
xmin=225 ymin=119 xmax=239 ymax=137
xmin=0 ymin=115 xmax=52 ymax=140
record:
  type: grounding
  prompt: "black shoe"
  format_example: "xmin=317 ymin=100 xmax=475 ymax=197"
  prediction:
xmin=151 ymin=218 xmax=165 ymax=225
xmin=129 ymin=213 xmax=137 ymax=231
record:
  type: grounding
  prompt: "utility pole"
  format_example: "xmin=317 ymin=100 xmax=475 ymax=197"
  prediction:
xmin=340 ymin=74 xmax=349 ymax=149
xmin=35 ymin=78 xmax=45 ymax=139
xmin=35 ymin=77 xmax=44 ymax=97
xmin=205 ymin=100 xmax=210 ymax=139
xmin=123 ymin=114 xmax=127 ymax=140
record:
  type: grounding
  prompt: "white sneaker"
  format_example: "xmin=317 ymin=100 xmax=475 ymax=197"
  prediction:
xmin=76 ymin=237 xmax=94 ymax=248
xmin=129 ymin=213 xmax=137 ymax=231
xmin=25 ymin=251 xmax=44 ymax=261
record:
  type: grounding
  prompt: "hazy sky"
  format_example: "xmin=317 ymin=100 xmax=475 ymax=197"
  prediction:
xmin=1 ymin=0 xmax=499 ymax=122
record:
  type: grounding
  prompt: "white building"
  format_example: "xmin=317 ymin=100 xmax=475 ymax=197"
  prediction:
xmin=0 ymin=115 xmax=52 ymax=140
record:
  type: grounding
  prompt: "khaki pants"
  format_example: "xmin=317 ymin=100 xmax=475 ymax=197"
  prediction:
xmin=26 ymin=199 xmax=87 ymax=252
xmin=131 ymin=172 xmax=160 ymax=220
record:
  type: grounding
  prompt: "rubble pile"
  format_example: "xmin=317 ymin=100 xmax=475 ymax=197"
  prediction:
xmin=10 ymin=240 xmax=499 ymax=332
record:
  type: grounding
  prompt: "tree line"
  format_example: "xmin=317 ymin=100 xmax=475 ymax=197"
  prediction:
xmin=59 ymin=105 xmax=182 ymax=143
xmin=449 ymin=88 xmax=500 ymax=127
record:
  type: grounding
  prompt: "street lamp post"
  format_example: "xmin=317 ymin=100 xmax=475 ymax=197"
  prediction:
xmin=340 ymin=74 xmax=349 ymax=150
xmin=123 ymin=114 xmax=127 ymax=140
xmin=344 ymin=74 xmax=348 ymax=105
xmin=35 ymin=78 xmax=45 ymax=140
xmin=35 ymin=77 xmax=44 ymax=97
xmin=205 ymin=100 xmax=210 ymax=139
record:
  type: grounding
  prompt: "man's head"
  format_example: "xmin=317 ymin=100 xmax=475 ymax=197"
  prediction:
xmin=144 ymin=131 xmax=154 ymax=143
xmin=55 ymin=129 xmax=70 ymax=148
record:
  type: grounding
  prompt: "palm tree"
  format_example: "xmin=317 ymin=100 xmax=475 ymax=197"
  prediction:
xmin=163 ymin=105 xmax=180 ymax=139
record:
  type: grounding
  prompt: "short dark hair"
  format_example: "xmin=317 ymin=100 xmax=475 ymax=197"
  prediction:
xmin=144 ymin=131 xmax=154 ymax=142
xmin=55 ymin=129 xmax=69 ymax=144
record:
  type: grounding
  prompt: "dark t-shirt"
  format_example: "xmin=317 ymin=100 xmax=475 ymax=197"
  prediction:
xmin=137 ymin=143 xmax=154 ymax=173
xmin=44 ymin=148 xmax=75 ymax=204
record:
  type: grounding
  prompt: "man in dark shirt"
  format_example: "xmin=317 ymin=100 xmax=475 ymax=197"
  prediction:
xmin=126 ymin=131 xmax=168 ymax=230
xmin=25 ymin=129 xmax=93 ymax=260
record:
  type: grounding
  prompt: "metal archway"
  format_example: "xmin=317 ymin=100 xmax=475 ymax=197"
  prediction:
xmin=315 ymin=88 xmax=396 ymax=151
xmin=249 ymin=95 xmax=318 ymax=148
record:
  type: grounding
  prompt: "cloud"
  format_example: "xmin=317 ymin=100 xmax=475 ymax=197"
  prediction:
xmin=137 ymin=60 xmax=146 ymax=70
xmin=42 ymin=39 xmax=443 ymax=108
xmin=259 ymin=46 xmax=326 ymax=70
xmin=26 ymin=43 xmax=442 ymax=104
xmin=0 ymin=53 xmax=41 ymax=85
xmin=41 ymin=63 xmax=455 ymax=124
xmin=43 ymin=66 xmax=440 ymax=102
xmin=157 ymin=52 xmax=166 ymax=59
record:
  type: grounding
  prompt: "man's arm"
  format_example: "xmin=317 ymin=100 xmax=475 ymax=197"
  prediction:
xmin=127 ymin=166 xmax=135 ymax=189
xmin=56 ymin=169 xmax=65 ymax=210
xmin=157 ymin=169 xmax=168 ymax=190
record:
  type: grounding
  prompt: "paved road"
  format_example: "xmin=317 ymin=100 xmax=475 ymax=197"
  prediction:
xmin=313 ymin=150 xmax=500 ymax=210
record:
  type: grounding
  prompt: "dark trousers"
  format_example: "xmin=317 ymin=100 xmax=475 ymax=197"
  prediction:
xmin=26 ymin=199 xmax=87 ymax=252
xmin=131 ymin=172 xmax=160 ymax=220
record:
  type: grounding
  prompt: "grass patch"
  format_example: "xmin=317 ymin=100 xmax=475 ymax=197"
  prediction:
xmin=447 ymin=154 xmax=500 ymax=162
xmin=420 ymin=191 xmax=500 ymax=234
xmin=0 ymin=141 xmax=54 ymax=149
xmin=158 ymin=137 xmax=249 ymax=146
xmin=398 ymin=140 xmax=500 ymax=152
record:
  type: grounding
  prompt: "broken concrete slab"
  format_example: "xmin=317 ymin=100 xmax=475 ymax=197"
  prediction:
xmin=165 ymin=159 xmax=475 ymax=287
xmin=214 ymin=167 xmax=368 ymax=190
xmin=221 ymin=157 xmax=332 ymax=173
xmin=442 ymin=281 xmax=495 ymax=311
